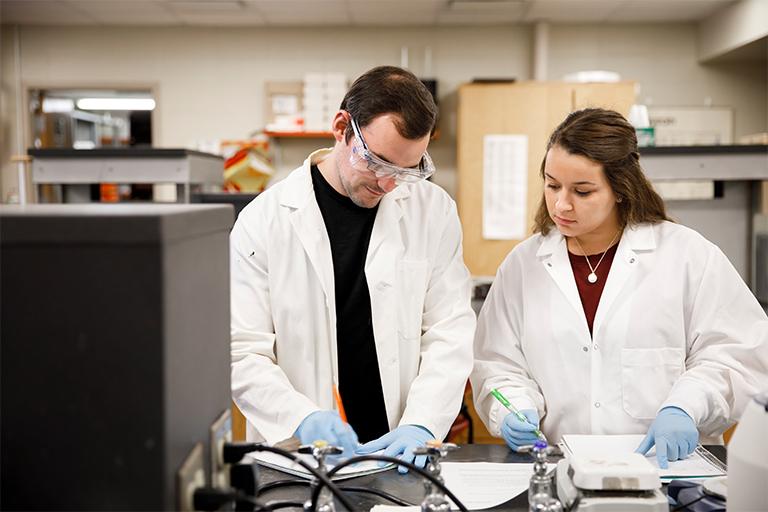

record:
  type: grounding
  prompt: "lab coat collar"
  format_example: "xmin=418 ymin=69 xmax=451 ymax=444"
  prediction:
xmin=535 ymin=222 xmax=658 ymax=340
xmin=621 ymin=223 xmax=657 ymax=251
xmin=535 ymin=222 xmax=657 ymax=257
xmin=536 ymin=228 xmax=564 ymax=257
xmin=279 ymin=148 xmax=331 ymax=209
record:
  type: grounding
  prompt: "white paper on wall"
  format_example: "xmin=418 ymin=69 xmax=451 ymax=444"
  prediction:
xmin=482 ymin=134 xmax=528 ymax=240
xmin=271 ymin=94 xmax=299 ymax=115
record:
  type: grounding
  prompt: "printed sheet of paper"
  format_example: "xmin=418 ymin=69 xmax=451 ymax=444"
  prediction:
xmin=482 ymin=134 xmax=528 ymax=240
xmin=561 ymin=434 xmax=726 ymax=480
xmin=247 ymin=449 xmax=395 ymax=481
xmin=440 ymin=462 xmax=555 ymax=510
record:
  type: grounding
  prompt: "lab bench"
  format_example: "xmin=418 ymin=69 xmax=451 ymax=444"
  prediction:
xmin=252 ymin=443 xmax=727 ymax=511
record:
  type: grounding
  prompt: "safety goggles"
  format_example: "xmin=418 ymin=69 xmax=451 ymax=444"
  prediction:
xmin=348 ymin=117 xmax=435 ymax=184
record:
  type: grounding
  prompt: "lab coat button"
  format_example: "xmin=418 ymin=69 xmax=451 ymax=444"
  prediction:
xmin=593 ymin=344 xmax=598 ymax=350
xmin=630 ymin=258 xmax=636 ymax=263
xmin=582 ymin=346 xmax=589 ymax=352
xmin=547 ymin=262 xmax=552 ymax=267
xmin=594 ymin=402 xmax=601 ymax=408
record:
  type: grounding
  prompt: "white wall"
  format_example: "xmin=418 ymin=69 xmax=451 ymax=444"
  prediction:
xmin=548 ymin=24 xmax=767 ymax=140
xmin=1 ymin=23 xmax=765 ymax=201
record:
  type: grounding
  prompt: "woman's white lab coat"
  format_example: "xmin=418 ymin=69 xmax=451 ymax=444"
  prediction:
xmin=231 ymin=149 xmax=476 ymax=444
xmin=471 ymin=221 xmax=768 ymax=444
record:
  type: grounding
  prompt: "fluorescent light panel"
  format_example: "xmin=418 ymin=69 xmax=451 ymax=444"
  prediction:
xmin=42 ymin=98 xmax=74 ymax=113
xmin=77 ymin=98 xmax=156 ymax=111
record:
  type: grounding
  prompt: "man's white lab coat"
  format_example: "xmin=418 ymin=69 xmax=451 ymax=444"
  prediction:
xmin=471 ymin=221 xmax=768 ymax=444
xmin=231 ymin=149 xmax=476 ymax=443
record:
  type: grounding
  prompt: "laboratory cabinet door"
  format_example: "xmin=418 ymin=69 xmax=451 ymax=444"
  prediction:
xmin=457 ymin=81 xmax=635 ymax=277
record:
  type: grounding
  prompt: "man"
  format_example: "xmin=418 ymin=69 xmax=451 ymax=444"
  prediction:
xmin=230 ymin=66 xmax=475 ymax=472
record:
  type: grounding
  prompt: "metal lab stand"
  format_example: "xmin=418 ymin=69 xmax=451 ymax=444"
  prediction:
xmin=29 ymin=148 xmax=224 ymax=203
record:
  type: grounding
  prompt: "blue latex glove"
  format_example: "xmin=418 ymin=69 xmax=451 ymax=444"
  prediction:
xmin=501 ymin=409 xmax=541 ymax=452
xmin=356 ymin=425 xmax=434 ymax=474
xmin=294 ymin=410 xmax=359 ymax=459
xmin=636 ymin=406 xmax=699 ymax=469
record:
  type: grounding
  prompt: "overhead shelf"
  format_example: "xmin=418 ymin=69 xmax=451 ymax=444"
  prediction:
xmin=263 ymin=130 xmax=333 ymax=138
xmin=28 ymin=147 xmax=224 ymax=203
xmin=640 ymin=144 xmax=768 ymax=181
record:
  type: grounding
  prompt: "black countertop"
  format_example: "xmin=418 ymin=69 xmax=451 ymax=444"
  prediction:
xmin=640 ymin=144 xmax=767 ymax=155
xmin=251 ymin=443 xmax=727 ymax=511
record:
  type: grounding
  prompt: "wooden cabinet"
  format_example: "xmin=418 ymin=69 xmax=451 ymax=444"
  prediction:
xmin=457 ymin=81 xmax=636 ymax=277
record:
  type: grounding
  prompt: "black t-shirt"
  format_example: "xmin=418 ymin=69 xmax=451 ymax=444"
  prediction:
xmin=310 ymin=164 xmax=389 ymax=442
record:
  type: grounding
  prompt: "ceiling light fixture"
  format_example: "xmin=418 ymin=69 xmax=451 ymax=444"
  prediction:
xmin=448 ymin=0 xmax=529 ymax=4
xmin=445 ymin=0 xmax=530 ymax=11
xmin=42 ymin=98 xmax=74 ymax=113
xmin=76 ymin=98 xmax=156 ymax=111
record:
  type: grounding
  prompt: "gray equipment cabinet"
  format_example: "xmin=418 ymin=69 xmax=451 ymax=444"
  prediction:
xmin=640 ymin=144 xmax=768 ymax=289
xmin=1 ymin=204 xmax=233 ymax=510
xmin=29 ymin=148 xmax=224 ymax=203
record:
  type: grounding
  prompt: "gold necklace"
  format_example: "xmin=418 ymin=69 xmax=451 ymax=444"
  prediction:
xmin=573 ymin=231 xmax=621 ymax=284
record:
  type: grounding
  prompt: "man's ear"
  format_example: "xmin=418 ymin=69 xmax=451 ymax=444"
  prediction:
xmin=329 ymin=110 xmax=350 ymax=144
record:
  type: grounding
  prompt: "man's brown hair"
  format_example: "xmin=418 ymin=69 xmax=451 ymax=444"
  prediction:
xmin=340 ymin=66 xmax=437 ymax=142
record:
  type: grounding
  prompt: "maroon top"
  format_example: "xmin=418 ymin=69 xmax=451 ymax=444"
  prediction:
xmin=567 ymin=243 xmax=619 ymax=336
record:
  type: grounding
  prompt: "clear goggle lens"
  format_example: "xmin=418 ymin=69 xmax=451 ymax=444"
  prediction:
xmin=348 ymin=118 xmax=435 ymax=184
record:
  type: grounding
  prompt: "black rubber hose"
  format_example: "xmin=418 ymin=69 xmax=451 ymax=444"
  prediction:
xmin=248 ymin=444 xmax=355 ymax=511
xmin=310 ymin=454 xmax=469 ymax=512
xmin=257 ymin=478 xmax=414 ymax=506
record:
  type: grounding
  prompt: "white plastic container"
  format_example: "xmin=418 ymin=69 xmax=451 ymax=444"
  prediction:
xmin=727 ymin=391 xmax=768 ymax=512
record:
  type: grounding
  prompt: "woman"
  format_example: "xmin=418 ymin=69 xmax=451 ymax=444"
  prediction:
xmin=471 ymin=108 xmax=768 ymax=468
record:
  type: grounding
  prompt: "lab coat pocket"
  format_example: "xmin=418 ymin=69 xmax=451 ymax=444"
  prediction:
xmin=397 ymin=259 xmax=428 ymax=342
xmin=621 ymin=347 xmax=684 ymax=419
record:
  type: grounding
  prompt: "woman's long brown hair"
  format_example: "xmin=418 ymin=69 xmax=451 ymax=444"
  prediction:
xmin=534 ymin=108 xmax=671 ymax=236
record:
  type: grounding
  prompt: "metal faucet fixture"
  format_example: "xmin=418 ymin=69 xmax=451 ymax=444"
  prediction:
xmin=413 ymin=440 xmax=460 ymax=512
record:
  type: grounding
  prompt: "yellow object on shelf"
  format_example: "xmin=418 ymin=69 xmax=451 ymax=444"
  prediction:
xmin=223 ymin=144 xmax=274 ymax=193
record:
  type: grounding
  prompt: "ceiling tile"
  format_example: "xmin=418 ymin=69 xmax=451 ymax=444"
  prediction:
xmin=437 ymin=0 xmax=528 ymax=24
xmin=168 ymin=0 xmax=255 ymax=10
xmin=249 ymin=0 xmax=349 ymax=25
xmin=172 ymin=12 xmax=267 ymax=25
xmin=163 ymin=0 xmax=259 ymax=5
xmin=524 ymin=0 xmax=624 ymax=22
xmin=350 ymin=2 xmax=438 ymax=25
xmin=167 ymin=0 xmax=266 ymax=25
xmin=0 ymin=0 xmax=99 ymax=25
xmin=0 ymin=0 xmax=744 ymax=26
xmin=351 ymin=13 xmax=437 ymax=25
xmin=67 ymin=1 xmax=180 ymax=24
